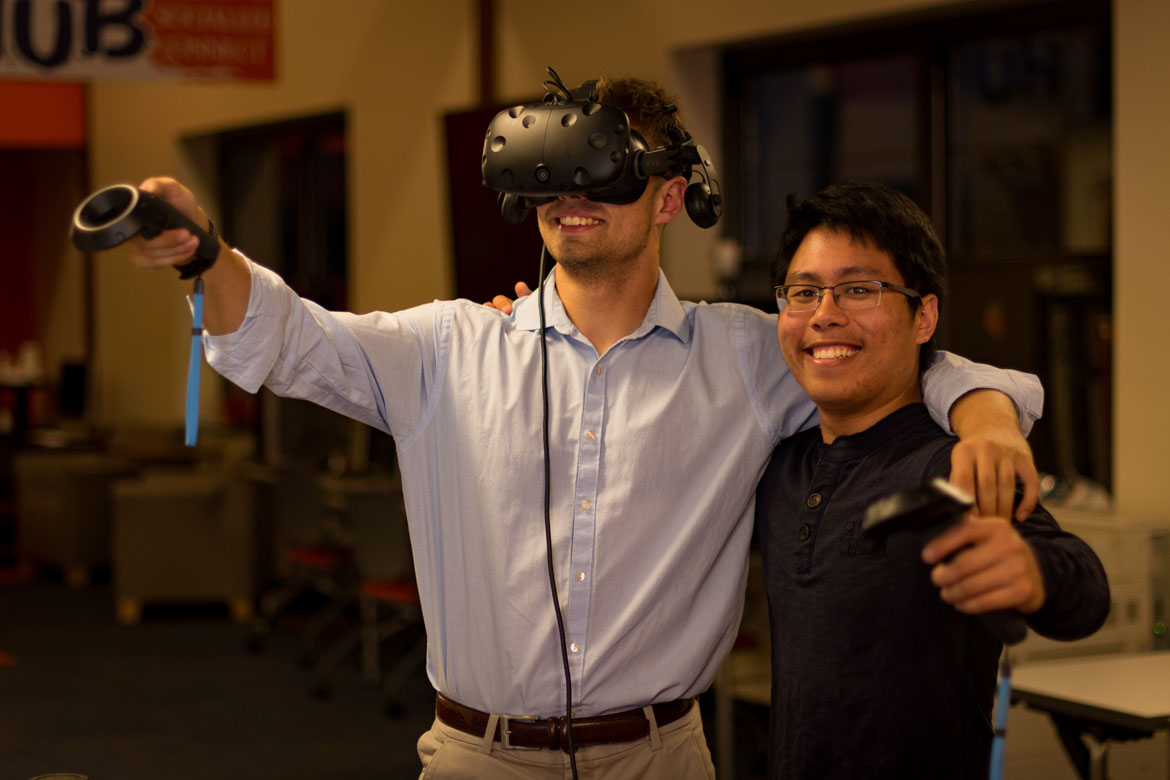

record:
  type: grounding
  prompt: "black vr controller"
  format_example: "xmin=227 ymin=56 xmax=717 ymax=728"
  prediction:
xmin=863 ymin=478 xmax=1028 ymax=645
xmin=481 ymin=71 xmax=723 ymax=228
xmin=70 ymin=184 xmax=219 ymax=278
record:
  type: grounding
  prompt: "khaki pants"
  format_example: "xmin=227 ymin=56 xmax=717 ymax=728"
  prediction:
xmin=416 ymin=700 xmax=717 ymax=780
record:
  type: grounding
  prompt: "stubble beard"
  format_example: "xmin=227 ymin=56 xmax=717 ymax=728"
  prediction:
xmin=553 ymin=231 xmax=651 ymax=287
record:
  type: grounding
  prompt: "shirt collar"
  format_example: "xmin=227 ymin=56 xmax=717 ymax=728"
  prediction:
xmin=816 ymin=403 xmax=931 ymax=460
xmin=512 ymin=266 xmax=691 ymax=344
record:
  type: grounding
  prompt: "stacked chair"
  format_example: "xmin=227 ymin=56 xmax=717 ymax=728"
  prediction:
xmin=308 ymin=471 xmax=427 ymax=717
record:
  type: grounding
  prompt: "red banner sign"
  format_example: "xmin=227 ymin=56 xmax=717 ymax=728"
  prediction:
xmin=0 ymin=0 xmax=276 ymax=81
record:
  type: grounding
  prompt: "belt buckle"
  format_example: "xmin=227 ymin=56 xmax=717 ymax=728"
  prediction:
xmin=500 ymin=714 xmax=540 ymax=750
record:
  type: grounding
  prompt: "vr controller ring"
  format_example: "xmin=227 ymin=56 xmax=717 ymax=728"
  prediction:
xmin=70 ymin=183 xmax=220 ymax=267
xmin=72 ymin=184 xmax=143 ymax=249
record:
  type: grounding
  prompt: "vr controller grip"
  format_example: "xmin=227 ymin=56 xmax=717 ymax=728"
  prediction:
xmin=70 ymin=184 xmax=218 ymax=262
xmin=133 ymin=190 xmax=219 ymax=260
xmin=980 ymin=609 xmax=1028 ymax=645
xmin=864 ymin=480 xmax=1028 ymax=646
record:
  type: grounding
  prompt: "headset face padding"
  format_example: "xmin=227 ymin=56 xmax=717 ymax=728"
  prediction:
xmin=498 ymin=192 xmax=550 ymax=224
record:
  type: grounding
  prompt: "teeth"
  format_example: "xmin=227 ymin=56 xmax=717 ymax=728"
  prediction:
xmin=559 ymin=216 xmax=601 ymax=226
xmin=811 ymin=345 xmax=859 ymax=360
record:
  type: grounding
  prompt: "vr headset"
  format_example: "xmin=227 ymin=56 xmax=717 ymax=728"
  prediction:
xmin=481 ymin=70 xmax=723 ymax=228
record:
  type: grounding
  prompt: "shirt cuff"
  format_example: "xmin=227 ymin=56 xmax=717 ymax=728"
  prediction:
xmin=203 ymin=251 xmax=284 ymax=393
xmin=922 ymin=351 xmax=1044 ymax=436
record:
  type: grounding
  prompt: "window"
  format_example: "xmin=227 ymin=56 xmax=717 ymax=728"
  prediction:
xmin=723 ymin=0 xmax=1112 ymax=487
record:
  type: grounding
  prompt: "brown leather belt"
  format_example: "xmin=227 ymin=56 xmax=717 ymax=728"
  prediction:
xmin=435 ymin=693 xmax=694 ymax=752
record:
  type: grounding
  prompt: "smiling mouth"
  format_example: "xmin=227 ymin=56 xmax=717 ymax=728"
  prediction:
xmin=557 ymin=215 xmax=603 ymax=226
xmin=809 ymin=345 xmax=860 ymax=359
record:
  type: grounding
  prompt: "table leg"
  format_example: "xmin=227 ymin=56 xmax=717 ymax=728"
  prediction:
xmin=1086 ymin=734 xmax=1108 ymax=780
xmin=1052 ymin=714 xmax=1091 ymax=779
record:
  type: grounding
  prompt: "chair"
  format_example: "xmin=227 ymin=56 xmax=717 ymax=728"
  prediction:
xmin=13 ymin=449 xmax=138 ymax=586
xmin=309 ymin=472 xmax=427 ymax=716
xmin=110 ymin=466 xmax=260 ymax=625
xmin=245 ymin=464 xmax=358 ymax=665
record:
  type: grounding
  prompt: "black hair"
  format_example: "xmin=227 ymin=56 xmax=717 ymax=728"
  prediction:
xmin=772 ymin=181 xmax=947 ymax=370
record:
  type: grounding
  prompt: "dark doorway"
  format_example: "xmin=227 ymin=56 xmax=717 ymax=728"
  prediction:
xmin=184 ymin=112 xmax=351 ymax=467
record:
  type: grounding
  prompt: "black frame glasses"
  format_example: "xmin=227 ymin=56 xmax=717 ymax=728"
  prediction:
xmin=774 ymin=280 xmax=922 ymax=314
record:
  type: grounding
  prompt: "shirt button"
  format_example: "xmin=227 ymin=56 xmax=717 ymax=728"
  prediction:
xmin=575 ymin=571 xmax=586 ymax=582
xmin=798 ymin=523 xmax=811 ymax=541
xmin=593 ymin=365 xmax=602 ymax=375
xmin=806 ymin=493 xmax=822 ymax=508
xmin=569 ymin=642 xmax=580 ymax=654
xmin=586 ymin=430 xmax=596 ymax=441
xmin=580 ymin=500 xmax=591 ymax=510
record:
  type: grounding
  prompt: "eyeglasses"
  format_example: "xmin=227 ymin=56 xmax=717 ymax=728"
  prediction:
xmin=774 ymin=280 xmax=921 ymax=314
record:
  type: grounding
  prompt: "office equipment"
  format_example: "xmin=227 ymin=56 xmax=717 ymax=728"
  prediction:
xmin=1012 ymin=509 xmax=1170 ymax=663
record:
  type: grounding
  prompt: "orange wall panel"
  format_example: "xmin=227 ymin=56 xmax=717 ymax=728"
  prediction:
xmin=0 ymin=82 xmax=85 ymax=148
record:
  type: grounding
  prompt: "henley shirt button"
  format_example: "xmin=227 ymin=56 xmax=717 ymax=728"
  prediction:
xmin=580 ymin=500 xmax=591 ymax=510
xmin=586 ymin=430 xmax=596 ymax=441
xmin=806 ymin=492 xmax=823 ymax=508
xmin=575 ymin=571 xmax=586 ymax=582
xmin=569 ymin=642 xmax=580 ymax=654
xmin=798 ymin=523 xmax=811 ymax=541
xmin=593 ymin=365 xmax=602 ymax=375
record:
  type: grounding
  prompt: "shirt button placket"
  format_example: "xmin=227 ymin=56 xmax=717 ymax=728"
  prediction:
xmin=568 ymin=357 xmax=606 ymax=679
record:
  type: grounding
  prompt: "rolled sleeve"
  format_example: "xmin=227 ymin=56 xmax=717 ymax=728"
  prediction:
xmin=204 ymin=254 xmax=292 ymax=393
xmin=921 ymin=351 xmax=1044 ymax=436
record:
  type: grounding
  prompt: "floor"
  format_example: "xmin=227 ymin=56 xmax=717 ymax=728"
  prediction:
xmin=0 ymin=570 xmax=435 ymax=780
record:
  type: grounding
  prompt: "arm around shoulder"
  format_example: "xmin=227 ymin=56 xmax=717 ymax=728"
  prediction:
xmin=921 ymin=351 xmax=1043 ymax=434
xmin=925 ymin=351 xmax=1045 ymax=520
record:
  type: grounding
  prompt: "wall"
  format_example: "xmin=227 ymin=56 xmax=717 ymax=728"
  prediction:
xmin=84 ymin=0 xmax=1168 ymax=518
xmin=1113 ymin=0 xmax=1170 ymax=517
xmin=86 ymin=2 xmax=474 ymax=425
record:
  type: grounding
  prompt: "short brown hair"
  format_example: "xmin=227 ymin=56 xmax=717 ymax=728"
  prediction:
xmin=587 ymin=76 xmax=688 ymax=150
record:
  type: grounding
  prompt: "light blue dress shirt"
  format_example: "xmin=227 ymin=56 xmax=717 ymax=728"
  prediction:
xmin=206 ymin=256 xmax=1042 ymax=717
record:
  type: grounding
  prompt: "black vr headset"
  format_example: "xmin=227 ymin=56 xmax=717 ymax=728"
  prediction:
xmin=481 ymin=68 xmax=723 ymax=228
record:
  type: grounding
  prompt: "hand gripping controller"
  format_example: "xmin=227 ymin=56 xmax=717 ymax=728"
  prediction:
xmin=70 ymin=183 xmax=217 ymax=446
xmin=863 ymin=478 xmax=1028 ymax=645
xmin=70 ymin=184 xmax=219 ymax=278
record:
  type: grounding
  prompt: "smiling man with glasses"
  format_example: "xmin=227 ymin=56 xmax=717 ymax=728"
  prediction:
xmin=755 ymin=181 xmax=1109 ymax=780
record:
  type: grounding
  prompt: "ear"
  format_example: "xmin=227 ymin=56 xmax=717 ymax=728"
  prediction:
xmin=914 ymin=294 xmax=940 ymax=345
xmin=653 ymin=176 xmax=687 ymax=226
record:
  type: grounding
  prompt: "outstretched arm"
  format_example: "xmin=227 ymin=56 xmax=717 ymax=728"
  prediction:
xmin=921 ymin=505 xmax=1110 ymax=641
xmin=921 ymin=512 xmax=1045 ymax=615
xmin=121 ymin=177 xmax=251 ymax=336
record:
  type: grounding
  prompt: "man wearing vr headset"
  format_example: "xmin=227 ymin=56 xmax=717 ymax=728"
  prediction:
xmin=123 ymin=76 xmax=1041 ymax=779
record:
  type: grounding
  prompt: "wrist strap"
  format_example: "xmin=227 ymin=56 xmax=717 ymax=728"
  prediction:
xmin=185 ymin=277 xmax=205 ymax=447
xmin=175 ymin=219 xmax=220 ymax=279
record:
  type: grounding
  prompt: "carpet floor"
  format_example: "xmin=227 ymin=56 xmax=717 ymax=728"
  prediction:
xmin=0 ymin=572 xmax=434 ymax=780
